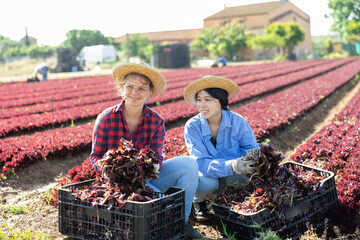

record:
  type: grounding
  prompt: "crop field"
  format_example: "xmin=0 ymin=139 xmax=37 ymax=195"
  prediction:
xmin=1 ymin=57 xmax=360 ymax=239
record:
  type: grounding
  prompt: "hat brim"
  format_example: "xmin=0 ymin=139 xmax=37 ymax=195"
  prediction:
xmin=112 ymin=63 xmax=166 ymax=98
xmin=183 ymin=76 xmax=240 ymax=105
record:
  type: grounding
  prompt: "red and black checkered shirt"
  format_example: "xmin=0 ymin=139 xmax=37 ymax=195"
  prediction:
xmin=90 ymin=101 xmax=165 ymax=172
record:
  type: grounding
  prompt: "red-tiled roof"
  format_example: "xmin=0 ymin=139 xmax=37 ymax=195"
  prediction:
xmin=205 ymin=1 xmax=284 ymax=19
xmin=115 ymin=28 xmax=202 ymax=44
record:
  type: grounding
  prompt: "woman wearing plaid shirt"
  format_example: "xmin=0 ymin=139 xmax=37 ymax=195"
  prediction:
xmin=90 ymin=63 xmax=203 ymax=239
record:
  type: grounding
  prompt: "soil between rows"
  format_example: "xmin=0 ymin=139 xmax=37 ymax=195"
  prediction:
xmin=1 ymin=76 xmax=360 ymax=239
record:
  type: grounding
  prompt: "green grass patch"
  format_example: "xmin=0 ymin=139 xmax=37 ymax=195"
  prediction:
xmin=0 ymin=221 xmax=50 ymax=240
xmin=1 ymin=205 xmax=26 ymax=215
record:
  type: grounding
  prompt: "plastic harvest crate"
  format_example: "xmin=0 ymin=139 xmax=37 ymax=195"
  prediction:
xmin=212 ymin=161 xmax=338 ymax=240
xmin=58 ymin=179 xmax=185 ymax=240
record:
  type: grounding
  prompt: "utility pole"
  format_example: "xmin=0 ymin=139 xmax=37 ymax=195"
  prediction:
xmin=25 ymin=27 xmax=30 ymax=46
xmin=126 ymin=33 xmax=129 ymax=63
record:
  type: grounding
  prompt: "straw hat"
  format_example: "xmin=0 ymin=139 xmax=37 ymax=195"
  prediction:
xmin=112 ymin=63 xmax=166 ymax=98
xmin=183 ymin=75 xmax=240 ymax=105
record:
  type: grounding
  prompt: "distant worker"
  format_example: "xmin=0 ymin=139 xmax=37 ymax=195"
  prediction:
xmin=34 ymin=63 xmax=50 ymax=82
xmin=216 ymin=56 xmax=227 ymax=67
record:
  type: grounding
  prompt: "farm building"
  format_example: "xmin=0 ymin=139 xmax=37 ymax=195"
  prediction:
xmin=115 ymin=29 xmax=202 ymax=46
xmin=114 ymin=0 xmax=312 ymax=60
xmin=19 ymin=35 xmax=37 ymax=46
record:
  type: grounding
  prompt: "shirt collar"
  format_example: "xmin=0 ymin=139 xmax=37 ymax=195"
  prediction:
xmin=115 ymin=100 xmax=150 ymax=120
xmin=221 ymin=110 xmax=232 ymax=128
xmin=114 ymin=100 xmax=125 ymax=113
xmin=199 ymin=115 xmax=211 ymax=137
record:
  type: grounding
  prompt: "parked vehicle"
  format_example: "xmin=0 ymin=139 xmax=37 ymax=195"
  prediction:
xmin=78 ymin=44 xmax=117 ymax=64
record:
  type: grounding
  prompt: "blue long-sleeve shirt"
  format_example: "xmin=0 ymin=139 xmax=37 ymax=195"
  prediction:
xmin=184 ymin=110 xmax=258 ymax=178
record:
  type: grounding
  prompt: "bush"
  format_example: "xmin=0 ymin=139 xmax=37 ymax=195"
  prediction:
xmin=274 ymin=54 xmax=287 ymax=61
xmin=28 ymin=45 xmax=54 ymax=59
xmin=324 ymin=50 xmax=349 ymax=59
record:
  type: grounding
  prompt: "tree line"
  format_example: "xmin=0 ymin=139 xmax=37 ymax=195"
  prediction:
xmin=0 ymin=30 xmax=114 ymax=62
xmin=1 ymin=0 xmax=359 ymax=63
xmin=0 ymin=22 xmax=305 ymax=63
xmin=191 ymin=21 xmax=305 ymax=61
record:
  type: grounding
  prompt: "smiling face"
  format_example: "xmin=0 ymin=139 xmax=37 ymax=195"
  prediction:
xmin=196 ymin=90 xmax=222 ymax=121
xmin=121 ymin=74 xmax=153 ymax=107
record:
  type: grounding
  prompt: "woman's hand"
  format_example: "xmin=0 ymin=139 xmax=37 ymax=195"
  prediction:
xmin=231 ymin=157 xmax=257 ymax=175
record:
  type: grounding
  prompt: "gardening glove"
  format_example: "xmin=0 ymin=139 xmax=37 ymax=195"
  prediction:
xmin=231 ymin=156 xmax=257 ymax=175
xmin=153 ymin=163 xmax=160 ymax=173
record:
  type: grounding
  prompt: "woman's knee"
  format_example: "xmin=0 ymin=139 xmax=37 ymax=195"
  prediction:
xmin=198 ymin=176 xmax=219 ymax=193
xmin=167 ymin=156 xmax=199 ymax=174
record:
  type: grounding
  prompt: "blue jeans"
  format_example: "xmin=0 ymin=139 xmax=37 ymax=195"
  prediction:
xmin=42 ymin=66 xmax=49 ymax=82
xmin=194 ymin=172 xmax=249 ymax=202
xmin=148 ymin=156 xmax=199 ymax=222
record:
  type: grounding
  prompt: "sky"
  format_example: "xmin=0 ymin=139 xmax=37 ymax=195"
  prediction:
xmin=0 ymin=0 xmax=334 ymax=46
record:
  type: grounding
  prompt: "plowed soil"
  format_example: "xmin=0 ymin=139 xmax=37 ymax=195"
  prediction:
xmin=1 ymin=77 xmax=360 ymax=239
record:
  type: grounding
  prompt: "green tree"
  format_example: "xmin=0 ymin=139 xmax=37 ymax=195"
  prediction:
xmin=327 ymin=0 xmax=360 ymax=37
xmin=265 ymin=22 xmax=305 ymax=59
xmin=0 ymin=35 xmax=22 ymax=60
xmin=2 ymin=46 xmax=28 ymax=58
xmin=122 ymin=34 xmax=151 ymax=61
xmin=61 ymin=29 xmax=112 ymax=54
xmin=28 ymin=45 xmax=54 ymax=59
xmin=191 ymin=23 xmax=248 ymax=59
xmin=265 ymin=23 xmax=286 ymax=45
xmin=344 ymin=20 xmax=360 ymax=43
xmin=323 ymin=38 xmax=334 ymax=54
xmin=220 ymin=23 xmax=247 ymax=60
xmin=143 ymin=44 xmax=154 ymax=63
xmin=246 ymin=34 xmax=278 ymax=59
xmin=191 ymin=25 xmax=223 ymax=58
xmin=0 ymin=35 xmax=55 ymax=60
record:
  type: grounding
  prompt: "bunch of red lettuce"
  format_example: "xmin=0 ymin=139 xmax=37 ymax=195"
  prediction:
xmin=72 ymin=181 xmax=158 ymax=209
xmin=216 ymin=142 xmax=325 ymax=215
xmin=73 ymin=138 xmax=160 ymax=208
xmin=97 ymin=138 xmax=160 ymax=191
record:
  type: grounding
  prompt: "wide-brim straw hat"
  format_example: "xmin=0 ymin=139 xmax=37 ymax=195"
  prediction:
xmin=112 ymin=63 xmax=166 ymax=98
xmin=183 ymin=75 xmax=240 ymax=105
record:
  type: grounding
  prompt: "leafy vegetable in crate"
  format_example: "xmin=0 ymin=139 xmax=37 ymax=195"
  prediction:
xmin=252 ymin=142 xmax=284 ymax=181
xmin=215 ymin=142 xmax=325 ymax=216
xmin=72 ymin=138 xmax=161 ymax=208
xmin=72 ymin=181 xmax=157 ymax=209
xmin=96 ymin=138 xmax=160 ymax=191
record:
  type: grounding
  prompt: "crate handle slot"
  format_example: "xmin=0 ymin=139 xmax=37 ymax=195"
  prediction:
xmin=284 ymin=201 xmax=312 ymax=219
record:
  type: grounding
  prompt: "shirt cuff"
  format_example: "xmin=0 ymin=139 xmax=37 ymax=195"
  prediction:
xmin=225 ymin=160 xmax=234 ymax=175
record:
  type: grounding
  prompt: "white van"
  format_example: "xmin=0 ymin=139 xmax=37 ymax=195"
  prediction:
xmin=78 ymin=44 xmax=117 ymax=64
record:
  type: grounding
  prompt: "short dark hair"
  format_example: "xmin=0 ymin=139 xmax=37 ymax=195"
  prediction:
xmin=195 ymin=88 xmax=230 ymax=110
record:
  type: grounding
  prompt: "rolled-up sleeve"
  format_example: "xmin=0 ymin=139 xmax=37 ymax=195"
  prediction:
xmin=90 ymin=112 xmax=108 ymax=172
xmin=150 ymin=119 xmax=165 ymax=169
xmin=237 ymin=120 xmax=259 ymax=155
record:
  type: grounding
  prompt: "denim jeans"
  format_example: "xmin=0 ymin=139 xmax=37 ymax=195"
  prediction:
xmin=147 ymin=156 xmax=199 ymax=222
xmin=42 ymin=66 xmax=49 ymax=82
xmin=194 ymin=171 xmax=249 ymax=202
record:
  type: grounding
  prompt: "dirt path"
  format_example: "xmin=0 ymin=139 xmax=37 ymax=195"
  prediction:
xmin=0 ymin=76 xmax=359 ymax=239
xmin=269 ymin=77 xmax=360 ymax=160
xmin=0 ymin=155 xmax=86 ymax=239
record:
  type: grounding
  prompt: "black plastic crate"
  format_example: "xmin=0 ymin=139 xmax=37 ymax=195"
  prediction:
xmin=213 ymin=161 xmax=338 ymax=240
xmin=58 ymin=180 xmax=185 ymax=240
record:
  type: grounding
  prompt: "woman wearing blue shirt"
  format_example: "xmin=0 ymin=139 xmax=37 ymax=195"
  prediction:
xmin=183 ymin=76 xmax=258 ymax=222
